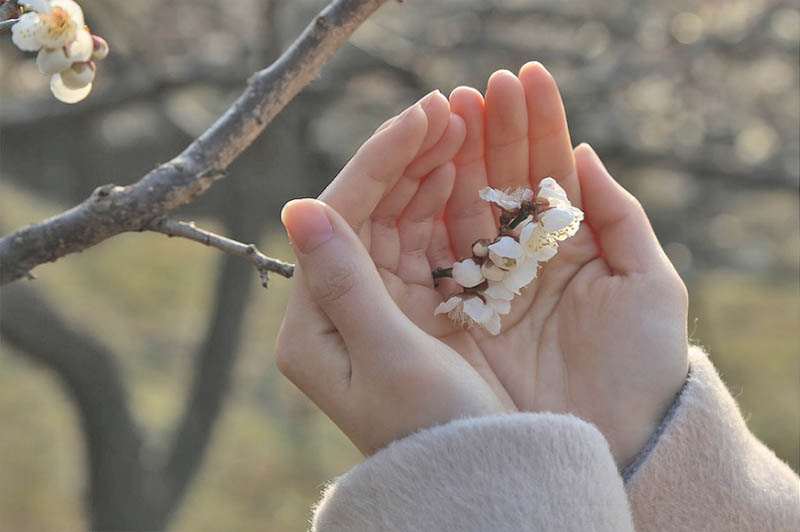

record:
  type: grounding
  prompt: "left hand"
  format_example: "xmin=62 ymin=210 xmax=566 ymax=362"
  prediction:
xmin=275 ymin=92 xmax=516 ymax=457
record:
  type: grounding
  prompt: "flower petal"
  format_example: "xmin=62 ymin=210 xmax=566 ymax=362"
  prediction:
xmin=541 ymin=208 xmax=575 ymax=233
xmin=484 ymin=281 xmax=514 ymax=301
xmin=11 ymin=13 xmax=44 ymax=51
xmin=481 ymin=261 xmax=506 ymax=282
xmin=478 ymin=186 xmax=529 ymax=211
xmin=51 ymin=0 xmax=84 ymax=26
xmin=502 ymin=258 xmax=539 ymax=294
xmin=489 ymin=236 xmax=524 ymax=259
xmin=452 ymin=258 xmax=485 ymax=288
xmin=36 ymin=46 xmax=71 ymax=75
xmin=463 ymin=297 xmax=493 ymax=324
xmin=486 ymin=297 xmax=511 ymax=316
xmin=66 ymin=27 xmax=92 ymax=61
xmin=531 ymin=239 xmax=558 ymax=261
xmin=21 ymin=0 xmax=52 ymax=13
xmin=519 ymin=221 xmax=537 ymax=247
xmin=50 ymin=72 xmax=92 ymax=103
xmin=484 ymin=313 xmax=502 ymax=335
xmin=537 ymin=177 xmax=568 ymax=203
xmin=434 ymin=296 xmax=462 ymax=315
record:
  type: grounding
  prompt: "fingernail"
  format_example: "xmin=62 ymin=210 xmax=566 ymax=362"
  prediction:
xmin=281 ymin=199 xmax=334 ymax=254
xmin=420 ymin=88 xmax=442 ymax=104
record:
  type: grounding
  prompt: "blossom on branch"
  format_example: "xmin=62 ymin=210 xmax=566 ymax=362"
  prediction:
xmin=433 ymin=178 xmax=583 ymax=335
xmin=10 ymin=0 xmax=108 ymax=103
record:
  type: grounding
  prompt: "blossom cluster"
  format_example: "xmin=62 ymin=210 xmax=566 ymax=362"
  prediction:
xmin=11 ymin=0 xmax=108 ymax=103
xmin=434 ymin=178 xmax=583 ymax=335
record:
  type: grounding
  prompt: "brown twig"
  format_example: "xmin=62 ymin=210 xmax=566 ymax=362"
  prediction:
xmin=149 ymin=218 xmax=294 ymax=288
xmin=0 ymin=0 xmax=20 ymax=23
xmin=0 ymin=0 xmax=390 ymax=285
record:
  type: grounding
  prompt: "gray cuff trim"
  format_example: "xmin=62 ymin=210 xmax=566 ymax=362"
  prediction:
xmin=621 ymin=367 xmax=692 ymax=484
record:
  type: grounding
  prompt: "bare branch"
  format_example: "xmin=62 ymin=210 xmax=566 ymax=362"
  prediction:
xmin=0 ymin=0 xmax=390 ymax=285
xmin=149 ymin=218 xmax=294 ymax=287
xmin=0 ymin=1 xmax=20 ymax=23
xmin=0 ymin=18 xmax=16 ymax=32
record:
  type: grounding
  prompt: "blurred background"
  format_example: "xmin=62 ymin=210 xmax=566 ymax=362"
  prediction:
xmin=0 ymin=0 xmax=798 ymax=530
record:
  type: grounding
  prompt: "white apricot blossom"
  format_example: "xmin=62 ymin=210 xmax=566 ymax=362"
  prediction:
xmin=434 ymin=178 xmax=584 ymax=336
xmin=12 ymin=1 xmax=91 ymax=57
xmin=11 ymin=0 xmax=107 ymax=104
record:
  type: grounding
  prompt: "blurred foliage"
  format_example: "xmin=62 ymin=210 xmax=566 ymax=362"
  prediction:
xmin=0 ymin=0 xmax=798 ymax=530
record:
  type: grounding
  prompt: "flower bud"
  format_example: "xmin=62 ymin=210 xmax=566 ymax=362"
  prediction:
xmin=452 ymin=258 xmax=485 ymax=288
xmin=91 ymin=35 xmax=109 ymax=60
xmin=472 ymin=240 xmax=490 ymax=258
xmin=481 ymin=261 xmax=506 ymax=282
xmin=60 ymin=61 xmax=95 ymax=89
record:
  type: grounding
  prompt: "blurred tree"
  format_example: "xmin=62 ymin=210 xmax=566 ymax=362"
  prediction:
xmin=0 ymin=0 xmax=797 ymax=530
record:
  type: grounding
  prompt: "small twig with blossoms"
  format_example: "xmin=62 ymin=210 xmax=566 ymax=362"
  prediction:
xmin=434 ymin=179 xmax=583 ymax=335
xmin=10 ymin=0 xmax=109 ymax=103
xmin=0 ymin=0 xmax=391 ymax=286
xmin=149 ymin=218 xmax=295 ymax=288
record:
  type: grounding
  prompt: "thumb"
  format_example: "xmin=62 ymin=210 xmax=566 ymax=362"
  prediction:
xmin=281 ymin=198 xmax=406 ymax=350
xmin=575 ymin=143 xmax=666 ymax=274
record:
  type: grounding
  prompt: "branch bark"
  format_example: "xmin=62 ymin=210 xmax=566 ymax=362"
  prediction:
xmin=0 ymin=0 xmax=390 ymax=285
xmin=149 ymin=218 xmax=294 ymax=287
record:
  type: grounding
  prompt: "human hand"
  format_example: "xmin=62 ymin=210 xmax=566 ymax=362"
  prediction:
xmin=420 ymin=63 xmax=689 ymax=468
xmin=275 ymin=93 xmax=514 ymax=456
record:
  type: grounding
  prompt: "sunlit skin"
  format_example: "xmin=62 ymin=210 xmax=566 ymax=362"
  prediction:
xmin=279 ymin=64 xmax=689 ymax=467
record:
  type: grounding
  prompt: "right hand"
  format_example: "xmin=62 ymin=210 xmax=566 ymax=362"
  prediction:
xmin=401 ymin=64 xmax=690 ymax=469
xmin=275 ymin=93 xmax=515 ymax=456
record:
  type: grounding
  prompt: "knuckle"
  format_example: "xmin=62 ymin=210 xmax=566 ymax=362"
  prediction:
xmin=309 ymin=262 xmax=358 ymax=306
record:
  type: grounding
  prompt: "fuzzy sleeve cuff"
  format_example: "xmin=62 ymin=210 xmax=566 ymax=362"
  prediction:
xmin=312 ymin=413 xmax=634 ymax=532
xmin=625 ymin=345 xmax=800 ymax=532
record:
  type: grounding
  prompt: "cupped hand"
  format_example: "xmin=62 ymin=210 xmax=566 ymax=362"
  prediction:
xmin=275 ymin=92 xmax=514 ymax=456
xmin=427 ymin=63 xmax=689 ymax=468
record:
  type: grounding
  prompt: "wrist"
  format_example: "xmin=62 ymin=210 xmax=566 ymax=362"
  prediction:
xmin=614 ymin=360 xmax=691 ymax=470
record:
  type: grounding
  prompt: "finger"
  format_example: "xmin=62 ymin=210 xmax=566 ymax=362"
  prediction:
xmin=575 ymin=143 xmax=666 ymax=274
xmin=320 ymin=91 xmax=447 ymax=231
xmin=396 ymin=162 xmax=456 ymax=286
xmin=405 ymin=112 xmax=466 ymax=180
xmin=485 ymin=70 xmax=529 ymax=190
xmin=518 ymin=61 xmax=581 ymax=208
xmin=373 ymin=112 xmax=466 ymax=221
xmin=446 ymin=86 xmax=497 ymax=258
xmin=367 ymin=114 xmax=465 ymax=272
xmin=282 ymin=198 xmax=407 ymax=350
xmin=374 ymin=89 xmax=449 ymax=144
xmin=275 ymin=266 xmax=352 ymax=402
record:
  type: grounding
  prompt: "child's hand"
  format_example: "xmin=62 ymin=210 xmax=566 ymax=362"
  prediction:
xmin=276 ymin=93 xmax=515 ymax=456
xmin=427 ymin=63 xmax=689 ymax=468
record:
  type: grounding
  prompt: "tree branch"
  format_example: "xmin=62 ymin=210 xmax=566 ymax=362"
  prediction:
xmin=0 ymin=0 xmax=20 ymax=21
xmin=0 ymin=0 xmax=390 ymax=285
xmin=0 ymin=284 xmax=152 ymax=529
xmin=149 ymin=218 xmax=293 ymax=287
